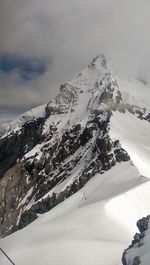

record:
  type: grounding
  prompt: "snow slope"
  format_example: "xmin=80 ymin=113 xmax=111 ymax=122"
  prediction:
xmin=0 ymin=162 xmax=148 ymax=265
xmin=110 ymin=111 xmax=150 ymax=178
xmin=1 ymin=161 xmax=150 ymax=265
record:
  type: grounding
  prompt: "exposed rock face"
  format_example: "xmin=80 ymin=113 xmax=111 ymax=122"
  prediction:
xmin=137 ymin=216 xmax=150 ymax=233
xmin=0 ymin=118 xmax=45 ymax=179
xmin=0 ymin=55 xmax=143 ymax=238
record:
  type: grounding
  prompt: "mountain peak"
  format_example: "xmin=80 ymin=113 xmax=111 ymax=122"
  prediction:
xmin=45 ymin=55 xmax=124 ymax=118
xmin=88 ymin=54 xmax=107 ymax=70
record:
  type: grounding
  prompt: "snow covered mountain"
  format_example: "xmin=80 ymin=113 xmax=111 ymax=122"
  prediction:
xmin=0 ymin=55 xmax=150 ymax=265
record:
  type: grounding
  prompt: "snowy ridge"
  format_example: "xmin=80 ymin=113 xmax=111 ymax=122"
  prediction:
xmin=1 ymin=104 xmax=46 ymax=139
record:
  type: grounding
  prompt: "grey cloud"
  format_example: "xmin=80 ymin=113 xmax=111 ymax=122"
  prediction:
xmin=0 ymin=0 xmax=150 ymax=119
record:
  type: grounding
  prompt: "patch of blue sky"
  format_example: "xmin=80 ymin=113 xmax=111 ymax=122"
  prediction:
xmin=0 ymin=54 xmax=48 ymax=80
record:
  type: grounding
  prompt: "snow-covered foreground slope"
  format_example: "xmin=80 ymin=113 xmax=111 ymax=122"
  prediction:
xmin=1 ymin=161 xmax=150 ymax=265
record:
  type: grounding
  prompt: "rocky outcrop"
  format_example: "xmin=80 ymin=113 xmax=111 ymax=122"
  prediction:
xmin=137 ymin=216 xmax=150 ymax=233
xmin=122 ymin=215 xmax=150 ymax=265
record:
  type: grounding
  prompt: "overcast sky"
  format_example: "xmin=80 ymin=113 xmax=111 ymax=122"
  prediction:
xmin=1 ymin=0 xmax=150 ymax=121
